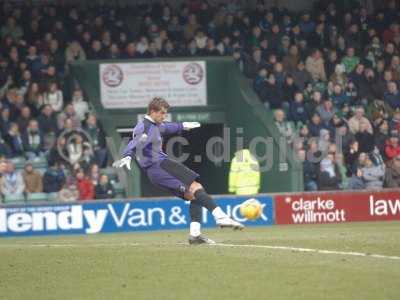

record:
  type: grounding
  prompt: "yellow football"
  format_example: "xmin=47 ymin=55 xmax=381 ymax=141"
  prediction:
xmin=239 ymin=198 xmax=262 ymax=220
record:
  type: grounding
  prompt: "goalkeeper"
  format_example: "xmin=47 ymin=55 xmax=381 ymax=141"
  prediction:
xmin=113 ymin=97 xmax=244 ymax=244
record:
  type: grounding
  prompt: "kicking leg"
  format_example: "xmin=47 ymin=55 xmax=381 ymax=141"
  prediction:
xmin=189 ymin=182 xmax=244 ymax=230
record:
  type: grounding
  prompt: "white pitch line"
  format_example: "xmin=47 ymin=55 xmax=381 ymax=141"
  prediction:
xmin=212 ymin=243 xmax=400 ymax=261
xmin=0 ymin=243 xmax=141 ymax=248
xmin=0 ymin=242 xmax=399 ymax=261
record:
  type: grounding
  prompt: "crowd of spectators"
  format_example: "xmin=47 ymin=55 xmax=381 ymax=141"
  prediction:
xmin=0 ymin=0 xmax=400 ymax=200
xmin=0 ymin=2 xmax=117 ymax=201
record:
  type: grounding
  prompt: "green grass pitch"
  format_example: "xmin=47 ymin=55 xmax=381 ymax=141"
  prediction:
xmin=1 ymin=221 xmax=399 ymax=300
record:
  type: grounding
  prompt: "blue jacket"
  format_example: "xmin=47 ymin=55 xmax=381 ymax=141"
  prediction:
xmin=384 ymin=91 xmax=400 ymax=109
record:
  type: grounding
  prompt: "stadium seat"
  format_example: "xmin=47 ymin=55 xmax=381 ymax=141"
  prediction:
xmin=47 ymin=192 xmax=59 ymax=202
xmin=10 ymin=157 xmax=26 ymax=169
xmin=3 ymin=194 xmax=26 ymax=204
xmin=30 ymin=156 xmax=48 ymax=169
xmin=26 ymin=193 xmax=48 ymax=202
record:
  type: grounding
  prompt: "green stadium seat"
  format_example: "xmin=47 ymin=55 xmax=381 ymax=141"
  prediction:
xmin=26 ymin=193 xmax=48 ymax=202
xmin=10 ymin=157 xmax=26 ymax=169
xmin=3 ymin=194 xmax=25 ymax=204
xmin=30 ymin=156 xmax=48 ymax=169
xmin=47 ymin=192 xmax=59 ymax=202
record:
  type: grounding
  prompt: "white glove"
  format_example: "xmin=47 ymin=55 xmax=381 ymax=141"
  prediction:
xmin=112 ymin=156 xmax=132 ymax=170
xmin=182 ymin=122 xmax=201 ymax=130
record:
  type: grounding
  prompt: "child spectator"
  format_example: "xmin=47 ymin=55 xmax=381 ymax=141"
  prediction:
xmin=76 ymin=168 xmax=94 ymax=200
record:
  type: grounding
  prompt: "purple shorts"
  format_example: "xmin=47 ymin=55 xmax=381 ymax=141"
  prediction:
xmin=146 ymin=158 xmax=199 ymax=198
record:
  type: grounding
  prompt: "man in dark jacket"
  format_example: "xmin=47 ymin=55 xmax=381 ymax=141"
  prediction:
xmin=43 ymin=163 xmax=65 ymax=193
xmin=95 ymin=174 xmax=116 ymax=199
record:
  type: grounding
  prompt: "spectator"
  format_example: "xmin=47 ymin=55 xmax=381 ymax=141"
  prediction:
xmin=89 ymin=163 xmax=100 ymax=185
xmin=341 ymin=47 xmax=360 ymax=73
xmin=308 ymin=113 xmax=323 ymax=137
xmin=4 ymin=122 xmax=24 ymax=157
xmin=22 ymin=119 xmax=44 ymax=159
xmin=37 ymin=104 xmax=57 ymax=148
xmin=348 ymin=107 xmax=373 ymax=134
xmin=361 ymin=154 xmax=385 ymax=190
xmin=244 ymin=47 xmax=264 ymax=79
xmin=25 ymin=82 xmax=43 ymax=115
xmin=95 ymin=174 xmax=116 ymax=199
xmin=22 ymin=163 xmax=43 ymax=193
xmin=336 ymin=124 xmax=354 ymax=152
xmin=1 ymin=17 xmax=23 ymax=41
xmin=0 ymin=107 xmax=12 ymax=136
xmin=317 ymin=153 xmax=341 ymax=190
xmin=385 ymin=155 xmax=400 ymax=187
xmin=330 ymin=84 xmax=350 ymax=107
xmin=47 ymin=136 xmax=69 ymax=168
xmin=57 ymin=104 xmax=80 ymax=130
xmin=384 ymin=81 xmax=400 ymax=110
xmin=305 ymin=49 xmax=326 ymax=82
xmin=274 ymin=109 xmax=295 ymax=144
xmin=390 ymin=110 xmax=400 ymax=133
xmin=16 ymin=106 xmax=32 ymax=133
xmin=58 ymin=177 xmax=79 ymax=202
xmin=329 ymin=64 xmax=348 ymax=89
xmin=374 ymin=120 xmax=390 ymax=156
xmin=291 ymin=61 xmax=312 ymax=91
xmin=283 ymin=44 xmax=300 ymax=73
xmin=71 ymin=88 xmax=89 ymax=122
xmin=43 ymin=163 xmax=65 ymax=193
xmin=355 ymin=121 xmax=375 ymax=153
xmin=76 ymin=168 xmax=94 ymax=200
xmin=318 ymin=129 xmax=331 ymax=153
xmin=317 ymin=100 xmax=336 ymax=126
xmin=367 ymin=99 xmax=393 ymax=128
xmin=0 ymin=136 xmax=12 ymax=158
xmin=2 ymin=161 xmax=25 ymax=196
xmin=84 ymin=114 xmax=107 ymax=168
xmin=43 ymin=82 xmax=63 ymax=112
xmin=298 ymin=149 xmax=317 ymax=191
xmin=385 ymin=134 xmax=400 ymax=161
xmin=289 ymin=92 xmax=308 ymax=126
xmin=67 ymin=134 xmax=87 ymax=165
xmin=282 ymin=75 xmax=298 ymax=104
xmin=65 ymin=40 xmax=86 ymax=64
xmin=259 ymin=73 xmax=283 ymax=109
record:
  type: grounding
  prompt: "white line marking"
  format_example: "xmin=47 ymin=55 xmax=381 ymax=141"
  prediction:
xmin=0 ymin=243 xmax=141 ymax=248
xmin=0 ymin=242 xmax=399 ymax=261
xmin=212 ymin=243 xmax=400 ymax=261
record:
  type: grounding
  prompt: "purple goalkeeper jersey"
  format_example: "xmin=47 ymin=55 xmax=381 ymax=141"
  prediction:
xmin=122 ymin=116 xmax=183 ymax=169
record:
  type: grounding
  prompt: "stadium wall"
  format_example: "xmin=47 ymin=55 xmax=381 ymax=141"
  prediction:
xmin=1 ymin=190 xmax=399 ymax=237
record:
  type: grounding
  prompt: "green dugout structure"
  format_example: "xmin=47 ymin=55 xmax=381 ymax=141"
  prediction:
xmin=71 ymin=57 xmax=302 ymax=197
